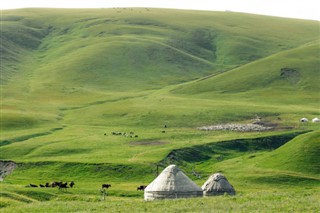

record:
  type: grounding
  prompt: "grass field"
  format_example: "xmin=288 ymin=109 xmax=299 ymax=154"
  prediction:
xmin=1 ymin=8 xmax=320 ymax=212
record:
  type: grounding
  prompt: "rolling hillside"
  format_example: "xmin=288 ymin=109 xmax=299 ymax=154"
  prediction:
xmin=1 ymin=8 xmax=319 ymax=211
xmin=174 ymin=41 xmax=320 ymax=100
xmin=258 ymin=130 xmax=320 ymax=175
xmin=1 ymin=8 xmax=319 ymax=90
xmin=1 ymin=8 xmax=319 ymax=130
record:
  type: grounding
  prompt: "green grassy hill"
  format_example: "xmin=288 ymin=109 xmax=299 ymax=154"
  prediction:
xmin=258 ymin=130 xmax=320 ymax=174
xmin=174 ymin=41 xmax=320 ymax=98
xmin=1 ymin=8 xmax=319 ymax=130
xmin=2 ymin=8 xmax=319 ymax=90
xmin=1 ymin=8 xmax=320 ymax=211
xmin=206 ymin=130 xmax=320 ymax=193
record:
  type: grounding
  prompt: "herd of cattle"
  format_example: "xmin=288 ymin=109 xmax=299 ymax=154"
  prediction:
xmin=110 ymin=131 xmax=139 ymax=138
xmin=28 ymin=181 xmax=75 ymax=191
xmin=109 ymin=125 xmax=168 ymax=138
xmin=26 ymin=127 xmax=169 ymax=192
xmin=28 ymin=182 xmax=147 ymax=192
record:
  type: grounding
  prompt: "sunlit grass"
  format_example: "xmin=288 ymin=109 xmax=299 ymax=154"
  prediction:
xmin=0 ymin=8 xmax=319 ymax=212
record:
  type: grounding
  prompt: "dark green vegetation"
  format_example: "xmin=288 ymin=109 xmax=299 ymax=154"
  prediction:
xmin=1 ymin=8 xmax=319 ymax=212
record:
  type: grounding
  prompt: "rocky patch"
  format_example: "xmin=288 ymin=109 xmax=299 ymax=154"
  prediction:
xmin=0 ymin=160 xmax=17 ymax=181
xmin=280 ymin=67 xmax=300 ymax=84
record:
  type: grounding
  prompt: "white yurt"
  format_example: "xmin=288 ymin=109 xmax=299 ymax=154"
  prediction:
xmin=202 ymin=173 xmax=236 ymax=196
xmin=300 ymin=118 xmax=308 ymax=122
xmin=312 ymin=117 xmax=320 ymax=123
xmin=144 ymin=164 xmax=203 ymax=200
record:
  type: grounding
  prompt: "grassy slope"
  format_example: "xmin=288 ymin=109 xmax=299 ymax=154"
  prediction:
xmin=258 ymin=130 xmax=320 ymax=174
xmin=1 ymin=9 xmax=319 ymax=131
xmin=1 ymin=8 xmax=320 ymax=211
xmin=2 ymin=192 xmax=319 ymax=213
xmin=206 ymin=131 xmax=320 ymax=199
xmin=172 ymin=40 xmax=320 ymax=127
xmin=1 ymin=131 xmax=319 ymax=212
xmin=174 ymin=41 xmax=320 ymax=99
xmin=0 ymin=14 xmax=49 ymax=84
xmin=2 ymin=8 xmax=319 ymax=91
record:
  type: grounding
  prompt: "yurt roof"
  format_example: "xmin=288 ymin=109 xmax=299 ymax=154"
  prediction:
xmin=312 ymin=117 xmax=319 ymax=122
xmin=145 ymin=164 xmax=202 ymax=192
xmin=202 ymin=173 xmax=236 ymax=196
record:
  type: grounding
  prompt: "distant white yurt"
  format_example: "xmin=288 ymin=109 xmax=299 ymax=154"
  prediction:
xmin=144 ymin=164 xmax=203 ymax=200
xmin=312 ymin=117 xmax=320 ymax=123
xmin=300 ymin=118 xmax=308 ymax=122
xmin=202 ymin=173 xmax=236 ymax=196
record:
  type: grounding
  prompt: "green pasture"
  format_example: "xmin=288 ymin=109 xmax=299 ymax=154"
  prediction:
xmin=1 ymin=8 xmax=319 ymax=212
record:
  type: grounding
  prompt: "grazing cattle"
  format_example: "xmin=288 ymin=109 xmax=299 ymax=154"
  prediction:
xmin=137 ymin=185 xmax=147 ymax=191
xmin=112 ymin=132 xmax=122 ymax=136
xmin=69 ymin=181 xmax=75 ymax=188
xmin=51 ymin=181 xmax=61 ymax=187
xmin=29 ymin=184 xmax=38 ymax=187
xmin=102 ymin=184 xmax=111 ymax=189
xmin=59 ymin=182 xmax=68 ymax=191
xmin=45 ymin=182 xmax=50 ymax=187
xmin=39 ymin=184 xmax=45 ymax=187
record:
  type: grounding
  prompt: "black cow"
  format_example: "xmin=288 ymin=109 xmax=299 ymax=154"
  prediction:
xmin=51 ymin=181 xmax=62 ymax=187
xmin=69 ymin=181 xmax=75 ymax=188
xmin=102 ymin=184 xmax=111 ymax=189
xmin=137 ymin=185 xmax=147 ymax=191
xmin=59 ymin=182 xmax=68 ymax=191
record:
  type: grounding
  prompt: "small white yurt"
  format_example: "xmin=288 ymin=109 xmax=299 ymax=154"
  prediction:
xmin=144 ymin=164 xmax=203 ymax=200
xmin=202 ymin=173 xmax=236 ymax=196
xmin=312 ymin=117 xmax=320 ymax=123
xmin=300 ymin=118 xmax=308 ymax=122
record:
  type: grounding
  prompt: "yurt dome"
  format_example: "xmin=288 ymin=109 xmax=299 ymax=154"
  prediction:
xmin=300 ymin=118 xmax=308 ymax=122
xmin=312 ymin=117 xmax=320 ymax=123
xmin=144 ymin=164 xmax=203 ymax=200
xmin=202 ymin=173 xmax=236 ymax=196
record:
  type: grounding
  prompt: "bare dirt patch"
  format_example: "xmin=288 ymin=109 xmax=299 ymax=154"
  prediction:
xmin=280 ymin=67 xmax=301 ymax=84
